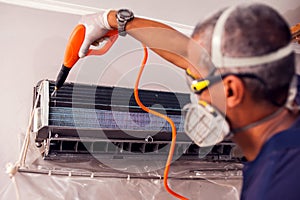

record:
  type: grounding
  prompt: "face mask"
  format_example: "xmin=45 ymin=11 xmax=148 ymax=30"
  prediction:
xmin=183 ymin=99 xmax=287 ymax=147
xmin=183 ymin=101 xmax=230 ymax=147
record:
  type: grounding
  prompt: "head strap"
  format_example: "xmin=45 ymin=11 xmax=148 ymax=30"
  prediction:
xmin=211 ymin=5 xmax=293 ymax=68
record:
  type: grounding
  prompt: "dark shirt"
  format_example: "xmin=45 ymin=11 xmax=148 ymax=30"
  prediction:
xmin=241 ymin=117 xmax=300 ymax=200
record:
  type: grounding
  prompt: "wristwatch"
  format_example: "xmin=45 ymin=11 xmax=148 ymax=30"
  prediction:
xmin=116 ymin=9 xmax=134 ymax=36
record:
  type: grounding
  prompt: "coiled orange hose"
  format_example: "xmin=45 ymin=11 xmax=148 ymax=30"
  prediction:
xmin=133 ymin=44 xmax=188 ymax=200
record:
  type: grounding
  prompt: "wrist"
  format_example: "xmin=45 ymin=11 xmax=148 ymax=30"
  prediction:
xmin=102 ymin=9 xmax=113 ymax=30
xmin=107 ymin=10 xmax=118 ymax=29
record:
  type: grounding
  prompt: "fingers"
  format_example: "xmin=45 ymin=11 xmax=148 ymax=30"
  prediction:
xmin=79 ymin=37 xmax=109 ymax=58
xmin=78 ymin=38 xmax=91 ymax=58
xmin=91 ymin=38 xmax=106 ymax=46
xmin=77 ymin=11 xmax=112 ymax=58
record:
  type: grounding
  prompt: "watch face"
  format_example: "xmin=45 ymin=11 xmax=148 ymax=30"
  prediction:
xmin=120 ymin=10 xmax=131 ymax=17
xmin=118 ymin=9 xmax=133 ymax=20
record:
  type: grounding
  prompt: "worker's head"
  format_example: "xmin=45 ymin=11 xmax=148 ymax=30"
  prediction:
xmin=183 ymin=3 xmax=295 ymax=147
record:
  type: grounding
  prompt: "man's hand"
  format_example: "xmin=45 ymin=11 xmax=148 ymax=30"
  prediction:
xmin=78 ymin=10 xmax=113 ymax=58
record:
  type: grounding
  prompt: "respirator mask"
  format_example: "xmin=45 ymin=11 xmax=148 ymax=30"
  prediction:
xmin=183 ymin=6 xmax=295 ymax=147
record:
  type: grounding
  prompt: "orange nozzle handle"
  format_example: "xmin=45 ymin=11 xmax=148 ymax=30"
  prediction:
xmin=63 ymin=24 xmax=118 ymax=68
xmin=63 ymin=24 xmax=85 ymax=68
xmin=54 ymin=25 xmax=118 ymax=92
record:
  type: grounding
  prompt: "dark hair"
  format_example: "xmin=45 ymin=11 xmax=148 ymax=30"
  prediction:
xmin=192 ymin=3 xmax=295 ymax=105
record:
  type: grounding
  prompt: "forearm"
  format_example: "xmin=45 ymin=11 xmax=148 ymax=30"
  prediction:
xmin=108 ymin=10 xmax=191 ymax=70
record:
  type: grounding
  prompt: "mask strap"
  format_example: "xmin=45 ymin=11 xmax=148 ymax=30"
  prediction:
xmin=285 ymin=75 xmax=300 ymax=111
xmin=231 ymin=107 xmax=284 ymax=134
xmin=230 ymin=76 xmax=298 ymax=134
xmin=211 ymin=6 xmax=294 ymax=68
xmin=211 ymin=6 xmax=236 ymax=67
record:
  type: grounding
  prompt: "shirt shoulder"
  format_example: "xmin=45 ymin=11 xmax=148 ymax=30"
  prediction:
xmin=241 ymin=119 xmax=300 ymax=200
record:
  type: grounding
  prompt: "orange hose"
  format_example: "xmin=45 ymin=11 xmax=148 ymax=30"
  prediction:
xmin=134 ymin=44 xmax=188 ymax=200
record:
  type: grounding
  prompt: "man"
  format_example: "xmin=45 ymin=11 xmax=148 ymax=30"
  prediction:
xmin=77 ymin=3 xmax=300 ymax=199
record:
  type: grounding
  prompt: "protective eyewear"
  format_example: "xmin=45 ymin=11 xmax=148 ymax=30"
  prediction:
xmin=186 ymin=68 xmax=221 ymax=95
xmin=186 ymin=68 xmax=267 ymax=95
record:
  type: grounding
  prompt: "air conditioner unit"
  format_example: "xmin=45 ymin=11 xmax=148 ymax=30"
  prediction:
xmin=32 ymin=80 xmax=240 ymax=162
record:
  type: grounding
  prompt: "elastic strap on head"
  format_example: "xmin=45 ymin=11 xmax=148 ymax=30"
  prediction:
xmin=211 ymin=5 xmax=294 ymax=68
xmin=285 ymin=75 xmax=300 ymax=111
xmin=211 ymin=6 xmax=236 ymax=67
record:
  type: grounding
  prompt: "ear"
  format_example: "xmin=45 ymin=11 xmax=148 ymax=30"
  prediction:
xmin=223 ymin=75 xmax=245 ymax=108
